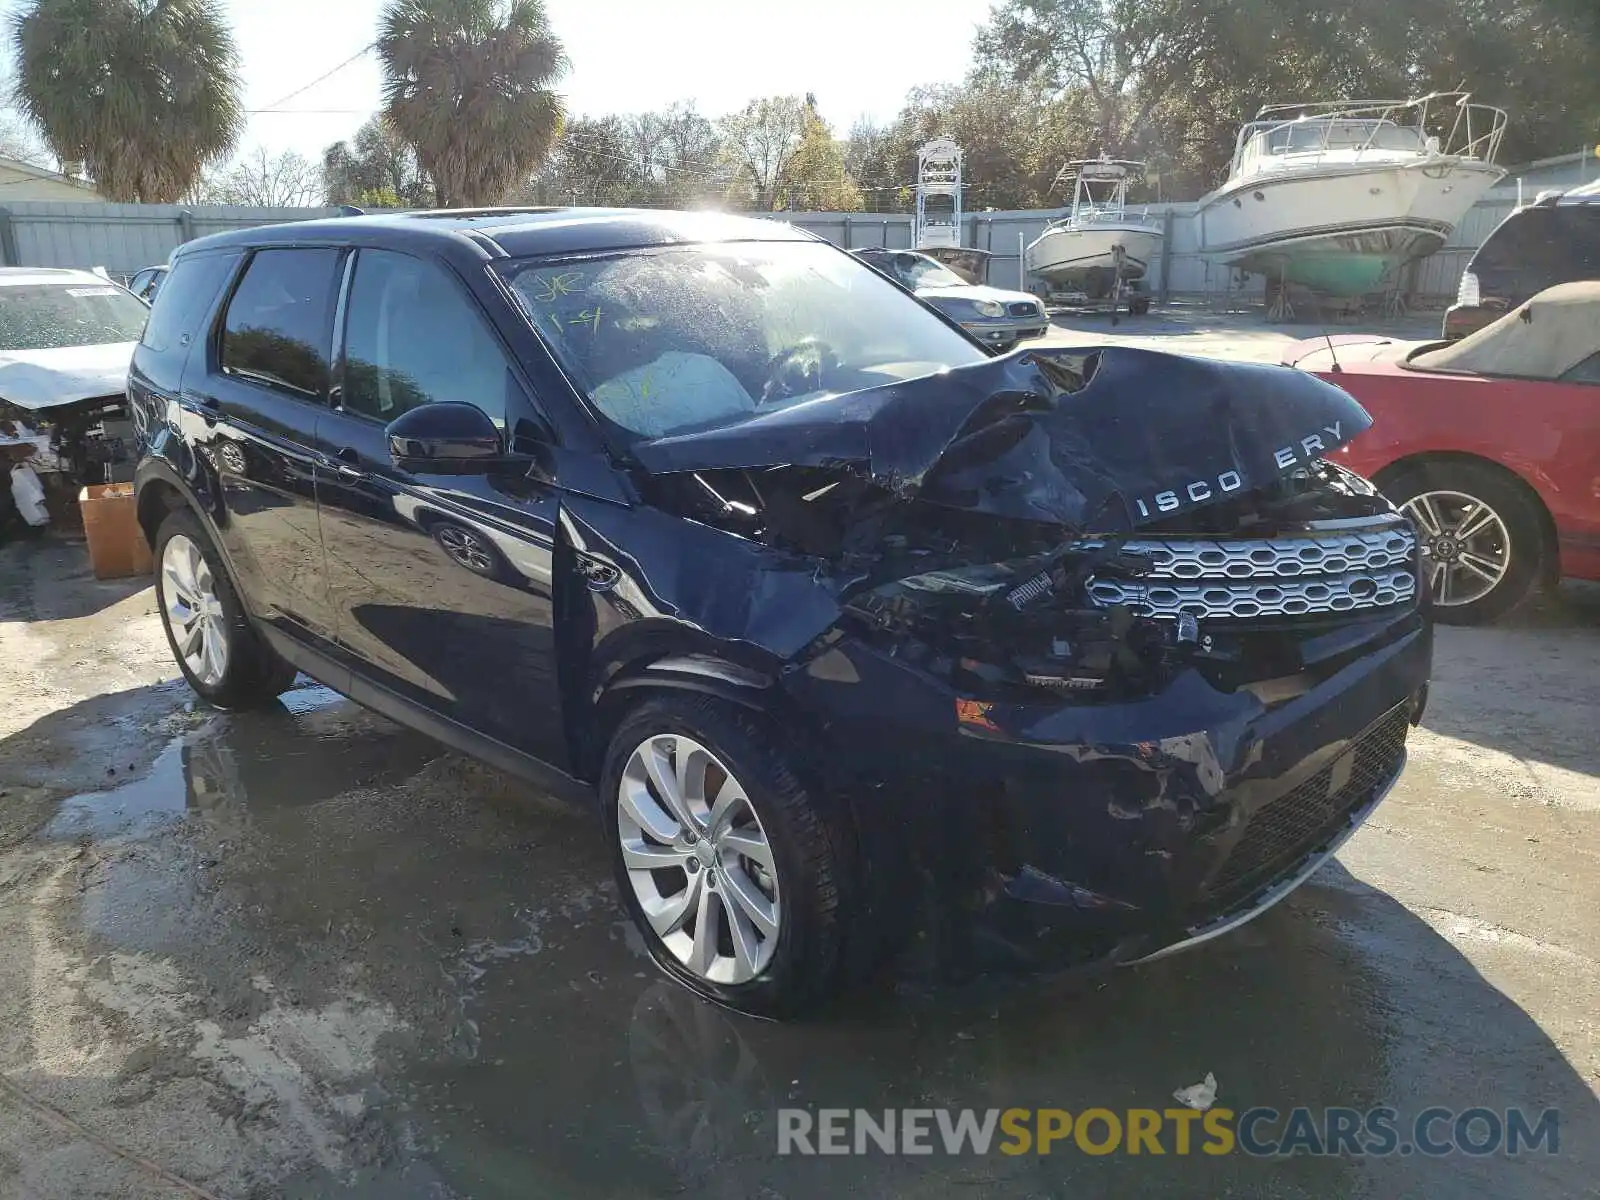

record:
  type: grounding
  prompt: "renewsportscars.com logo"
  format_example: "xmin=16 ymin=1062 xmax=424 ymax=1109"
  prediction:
xmin=777 ymin=1107 xmax=1560 ymax=1158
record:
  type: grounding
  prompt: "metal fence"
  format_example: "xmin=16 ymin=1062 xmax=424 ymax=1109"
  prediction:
xmin=0 ymin=201 xmax=343 ymax=278
xmin=0 ymin=191 xmax=1521 ymax=306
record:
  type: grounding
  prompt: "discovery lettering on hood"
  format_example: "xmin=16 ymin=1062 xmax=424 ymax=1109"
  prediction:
xmin=631 ymin=346 xmax=1372 ymax=533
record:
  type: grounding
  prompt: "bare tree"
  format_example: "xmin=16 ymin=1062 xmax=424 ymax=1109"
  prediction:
xmin=718 ymin=95 xmax=808 ymax=209
xmin=192 ymin=147 xmax=322 ymax=207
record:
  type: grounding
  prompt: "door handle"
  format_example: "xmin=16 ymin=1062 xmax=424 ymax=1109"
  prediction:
xmin=329 ymin=446 xmax=365 ymax=479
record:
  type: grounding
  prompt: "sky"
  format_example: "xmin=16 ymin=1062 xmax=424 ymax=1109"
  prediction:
xmin=230 ymin=0 xmax=996 ymax=165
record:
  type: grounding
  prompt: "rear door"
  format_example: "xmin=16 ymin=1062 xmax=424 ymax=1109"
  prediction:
xmin=181 ymin=246 xmax=344 ymax=648
xmin=312 ymin=247 xmax=570 ymax=768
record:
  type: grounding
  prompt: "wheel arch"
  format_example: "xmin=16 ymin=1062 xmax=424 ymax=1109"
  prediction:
xmin=575 ymin=623 xmax=811 ymax=786
xmin=136 ymin=477 xmax=188 ymax=550
xmin=1372 ymin=450 xmax=1562 ymax=586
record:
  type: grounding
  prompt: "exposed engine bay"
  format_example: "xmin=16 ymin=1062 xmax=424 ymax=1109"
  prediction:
xmin=634 ymin=346 xmax=1414 ymax=706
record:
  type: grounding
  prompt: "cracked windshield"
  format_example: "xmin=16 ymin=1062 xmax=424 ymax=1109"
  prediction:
xmin=0 ymin=0 xmax=1596 ymax=1197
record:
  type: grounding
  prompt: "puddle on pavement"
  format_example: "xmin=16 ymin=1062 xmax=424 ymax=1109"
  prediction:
xmin=364 ymin=895 xmax=1389 ymax=1199
xmin=34 ymin=682 xmax=1595 ymax=1199
xmin=44 ymin=682 xmax=439 ymax=840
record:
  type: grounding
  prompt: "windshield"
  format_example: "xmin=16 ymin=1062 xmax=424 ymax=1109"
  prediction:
xmin=0 ymin=282 xmax=149 ymax=351
xmin=896 ymin=254 xmax=966 ymax=289
xmin=507 ymin=241 xmax=986 ymax=440
xmin=1264 ymin=119 xmax=1425 ymax=154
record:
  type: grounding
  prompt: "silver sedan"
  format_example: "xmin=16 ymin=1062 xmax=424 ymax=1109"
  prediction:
xmin=852 ymin=248 xmax=1049 ymax=351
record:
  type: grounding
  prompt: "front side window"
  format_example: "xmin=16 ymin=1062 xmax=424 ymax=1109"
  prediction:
xmin=0 ymin=280 xmax=150 ymax=351
xmin=340 ymin=249 xmax=512 ymax=425
xmin=220 ymin=248 xmax=342 ymax=398
xmin=507 ymin=240 xmax=985 ymax=440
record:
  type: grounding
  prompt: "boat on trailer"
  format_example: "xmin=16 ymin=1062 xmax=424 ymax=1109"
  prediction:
xmin=1195 ymin=93 xmax=1507 ymax=316
xmin=1025 ymin=157 xmax=1163 ymax=309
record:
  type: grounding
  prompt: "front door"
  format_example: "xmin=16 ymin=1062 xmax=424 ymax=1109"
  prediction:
xmin=313 ymin=247 xmax=569 ymax=769
xmin=182 ymin=246 xmax=344 ymax=648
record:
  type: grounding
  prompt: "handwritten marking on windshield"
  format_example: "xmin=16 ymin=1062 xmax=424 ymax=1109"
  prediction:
xmin=569 ymin=306 xmax=604 ymax=334
xmin=530 ymin=271 xmax=584 ymax=303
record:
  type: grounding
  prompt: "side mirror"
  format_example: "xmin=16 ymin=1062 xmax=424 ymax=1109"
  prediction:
xmin=386 ymin=403 xmax=504 ymax=473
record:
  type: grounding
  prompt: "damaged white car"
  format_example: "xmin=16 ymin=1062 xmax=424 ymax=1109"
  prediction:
xmin=0 ymin=267 xmax=148 ymax=494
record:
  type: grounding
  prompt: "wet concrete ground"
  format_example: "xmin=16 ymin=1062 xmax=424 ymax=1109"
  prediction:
xmin=1 ymin=316 xmax=1598 ymax=1198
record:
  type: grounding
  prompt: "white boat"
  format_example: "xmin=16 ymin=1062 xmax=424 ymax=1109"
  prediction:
xmin=1196 ymin=93 xmax=1507 ymax=302
xmin=1025 ymin=158 xmax=1163 ymax=301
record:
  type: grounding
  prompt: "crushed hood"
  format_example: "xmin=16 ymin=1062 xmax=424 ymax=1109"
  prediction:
xmin=0 ymin=342 xmax=135 ymax=412
xmin=632 ymin=346 xmax=1371 ymax=532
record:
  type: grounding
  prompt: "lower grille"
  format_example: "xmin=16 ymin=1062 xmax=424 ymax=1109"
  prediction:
xmin=1008 ymin=300 xmax=1042 ymax=317
xmin=1207 ymin=706 xmax=1409 ymax=902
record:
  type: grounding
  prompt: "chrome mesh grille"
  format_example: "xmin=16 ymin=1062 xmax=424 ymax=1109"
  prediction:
xmin=1089 ymin=522 xmax=1417 ymax=620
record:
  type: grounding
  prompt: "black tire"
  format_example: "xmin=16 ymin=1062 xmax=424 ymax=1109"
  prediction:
xmin=1131 ymin=297 xmax=1152 ymax=316
xmin=600 ymin=694 xmax=857 ymax=1018
xmin=1381 ymin=461 xmax=1547 ymax=625
xmin=153 ymin=508 xmax=298 ymax=707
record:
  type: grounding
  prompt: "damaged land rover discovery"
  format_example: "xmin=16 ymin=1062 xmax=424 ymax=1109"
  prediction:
xmin=131 ymin=209 xmax=1432 ymax=1016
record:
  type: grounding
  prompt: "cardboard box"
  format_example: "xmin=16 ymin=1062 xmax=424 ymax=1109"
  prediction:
xmin=79 ymin=484 xmax=153 ymax=580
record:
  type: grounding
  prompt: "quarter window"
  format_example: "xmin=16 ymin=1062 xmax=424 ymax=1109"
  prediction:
xmin=141 ymin=254 xmax=235 ymax=356
xmin=340 ymin=249 xmax=512 ymax=425
xmin=220 ymin=248 xmax=342 ymax=398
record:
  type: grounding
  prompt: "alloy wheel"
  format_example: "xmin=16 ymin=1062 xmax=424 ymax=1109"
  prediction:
xmin=616 ymin=734 xmax=781 ymax=986
xmin=436 ymin=525 xmax=497 ymax=575
xmin=1400 ymin=489 xmax=1512 ymax=608
xmin=160 ymin=533 xmax=230 ymax=687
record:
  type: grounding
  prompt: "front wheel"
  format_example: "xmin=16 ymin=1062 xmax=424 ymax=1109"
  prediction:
xmin=154 ymin=509 xmax=298 ymax=707
xmin=1382 ymin=462 xmax=1547 ymax=624
xmin=601 ymin=694 xmax=856 ymax=1017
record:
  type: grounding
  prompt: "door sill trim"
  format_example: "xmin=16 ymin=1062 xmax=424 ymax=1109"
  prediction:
xmin=258 ymin=626 xmax=594 ymax=808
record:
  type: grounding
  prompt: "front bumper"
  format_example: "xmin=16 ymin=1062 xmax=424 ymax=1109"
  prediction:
xmin=785 ymin=607 xmax=1431 ymax=974
xmin=1126 ymin=747 xmax=1403 ymax=965
xmin=958 ymin=318 xmax=1049 ymax=346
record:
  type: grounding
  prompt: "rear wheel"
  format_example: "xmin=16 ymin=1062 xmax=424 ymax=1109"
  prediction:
xmin=154 ymin=509 xmax=298 ymax=707
xmin=1382 ymin=462 xmax=1547 ymax=624
xmin=601 ymin=694 xmax=856 ymax=1017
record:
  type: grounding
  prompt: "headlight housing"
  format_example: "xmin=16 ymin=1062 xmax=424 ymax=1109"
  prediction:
xmin=972 ymin=299 xmax=1005 ymax=318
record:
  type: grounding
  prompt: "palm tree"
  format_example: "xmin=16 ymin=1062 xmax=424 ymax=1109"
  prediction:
xmin=9 ymin=0 xmax=243 ymax=203
xmin=377 ymin=0 xmax=567 ymax=208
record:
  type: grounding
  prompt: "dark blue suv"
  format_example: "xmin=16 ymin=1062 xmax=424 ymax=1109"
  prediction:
xmin=132 ymin=208 xmax=1431 ymax=1015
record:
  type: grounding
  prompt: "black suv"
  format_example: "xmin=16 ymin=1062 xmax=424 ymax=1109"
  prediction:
xmin=1444 ymin=185 xmax=1600 ymax=339
xmin=132 ymin=209 xmax=1431 ymax=1015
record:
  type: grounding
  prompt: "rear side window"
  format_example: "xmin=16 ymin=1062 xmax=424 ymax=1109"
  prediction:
xmin=140 ymin=254 xmax=235 ymax=355
xmin=220 ymin=248 xmax=343 ymax=398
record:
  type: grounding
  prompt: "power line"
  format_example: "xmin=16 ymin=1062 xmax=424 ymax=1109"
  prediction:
xmin=251 ymin=45 xmax=374 ymax=113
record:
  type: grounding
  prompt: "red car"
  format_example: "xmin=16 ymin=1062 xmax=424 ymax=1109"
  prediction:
xmin=1283 ymin=282 xmax=1600 ymax=623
